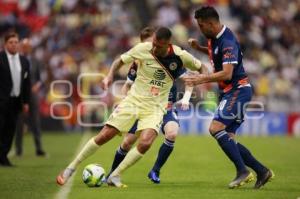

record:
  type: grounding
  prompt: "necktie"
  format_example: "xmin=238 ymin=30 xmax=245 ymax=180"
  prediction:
xmin=11 ymin=55 xmax=21 ymax=97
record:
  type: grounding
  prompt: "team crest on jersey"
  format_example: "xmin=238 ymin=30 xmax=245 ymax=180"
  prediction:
xmin=130 ymin=68 xmax=136 ymax=75
xmin=169 ymin=62 xmax=177 ymax=70
xmin=214 ymin=47 xmax=219 ymax=54
xmin=153 ymin=69 xmax=166 ymax=80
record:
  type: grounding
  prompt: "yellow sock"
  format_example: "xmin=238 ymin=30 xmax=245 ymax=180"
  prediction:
xmin=67 ymin=137 xmax=99 ymax=170
xmin=111 ymin=147 xmax=143 ymax=176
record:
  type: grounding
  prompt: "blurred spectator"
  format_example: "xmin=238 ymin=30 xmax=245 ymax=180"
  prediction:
xmin=15 ymin=38 xmax=46 ymax=157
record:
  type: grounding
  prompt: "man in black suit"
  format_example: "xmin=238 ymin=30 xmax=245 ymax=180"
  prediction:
xmin=0 ymin=32 xmax=31 ymax=166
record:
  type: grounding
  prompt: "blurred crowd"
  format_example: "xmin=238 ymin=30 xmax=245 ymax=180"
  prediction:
xmin=0 ymin=0 xmax=299 ymax=130
xmin=229 ymin=0 xmax=300 ymax=112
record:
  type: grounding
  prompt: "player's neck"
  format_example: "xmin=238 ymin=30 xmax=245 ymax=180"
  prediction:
xmin=157 ymin=45 xmax=172 ymax=58
xmin=165 ymin=45 xmax=173 ymax=56
xmin=214 ymin=24 xmax=224 ymax=38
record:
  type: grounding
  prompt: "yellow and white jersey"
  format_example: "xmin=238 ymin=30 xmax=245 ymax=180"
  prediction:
xmin=120 ymin=42 xmax=202 ymax=111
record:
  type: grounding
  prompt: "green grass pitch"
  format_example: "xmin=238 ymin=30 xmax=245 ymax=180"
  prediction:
xmin=0 ymin=132 xmax=300 ymax=199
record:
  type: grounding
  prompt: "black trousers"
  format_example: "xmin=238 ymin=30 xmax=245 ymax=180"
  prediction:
xmin=0 ymin=97 xmax=21 ymax=161
xmin=15 ymin=94 xmax=42 ymax=154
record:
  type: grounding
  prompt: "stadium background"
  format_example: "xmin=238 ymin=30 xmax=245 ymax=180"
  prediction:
xmin=0 ymin=0 xmax=300 ymax=135
xmin=1 ymin=1 xmax=300 ymax=199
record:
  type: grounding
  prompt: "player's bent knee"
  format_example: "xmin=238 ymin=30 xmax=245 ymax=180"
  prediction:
xmin=209 ymin=125 xmax=216 ymax=135
xmin=228 ymin=133 xmax=235 ymax=139
xmin=165 ymin=131 xmax=177 ymax=141
xmin=209 ymin=120 xmax=226 ymax=135
xmin=94 ymin=125 xmax=118 ymax=145
xmin=137 ymin=144 xmax=150 ymax=154
xmin=137 ymin=140 xmax=153 ymax=154
xmin=137 ymin=129 xmax=157 ymax=153
xmin=121 ymin=140 xmax=133 ymax=151
xmin=209 ymin=125 xmax=223 ymax=136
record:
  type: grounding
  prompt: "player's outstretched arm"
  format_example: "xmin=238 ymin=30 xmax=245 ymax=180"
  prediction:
xmin=180 ymin=49 xmax=209 ymax=75
xmin=177 ymin=85 xmax=193 ymax=110
xmin=102 ymin=57 xmax=124 ymax=90
xmin=198 ymin=63 xmax=209 ymax=75
xmin=183 ymin=63 xmax=234 ymax=86
xmin=121 ymin=81 xmax=132 ymax=96
xmin=188 ymin=38 xmax=209 ymax=55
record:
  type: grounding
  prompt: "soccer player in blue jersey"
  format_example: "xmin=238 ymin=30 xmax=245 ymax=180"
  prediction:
xmin=108 ymin=27 xmax=193 ymax=184
xmin=185 ymin=6 xmax=274 ymax=189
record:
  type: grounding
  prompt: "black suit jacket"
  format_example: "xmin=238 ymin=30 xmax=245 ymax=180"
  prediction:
xmin=29 ymin=57 xmax=42 ymax=85
xmin=0 ymin=50 xmax=31 ymax=111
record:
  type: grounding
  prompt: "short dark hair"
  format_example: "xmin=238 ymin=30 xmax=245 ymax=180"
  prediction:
xmin=194 ymin=6 xmax=219 ymax=21
xmin=4 ymin=32 xmax=19 ymax=43
xmin=140 ymin=26 xmax=155 ymax=42
xmin=155 ymin=27 xmax=172 ymax=40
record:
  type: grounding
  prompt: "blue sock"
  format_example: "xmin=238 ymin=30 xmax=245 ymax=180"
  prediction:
xmin=214 ymin=130 xmax=247 ymax=173
xmin=109 ymin=146 xmax=128 ymax=175
xmin=152 ymin=139 xmax=174 ymax=173
xmin=237 ymin=143 xmax=268 ymax=175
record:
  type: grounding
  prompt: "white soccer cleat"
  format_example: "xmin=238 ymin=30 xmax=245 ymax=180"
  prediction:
xmin=107 ymin=175 xmax=127 ymax=188
xmin=56 ymin=168 xmax=75 ymax=186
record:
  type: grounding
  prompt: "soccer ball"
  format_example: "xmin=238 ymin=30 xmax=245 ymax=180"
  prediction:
xmin=82 ymin=164 xmax=106 ymax=187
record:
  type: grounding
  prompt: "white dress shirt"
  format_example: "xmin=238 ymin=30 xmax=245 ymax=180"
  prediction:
xmin=6 ymin=51 xmax=22 ymax=97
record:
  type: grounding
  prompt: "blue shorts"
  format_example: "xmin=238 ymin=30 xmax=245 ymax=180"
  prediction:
xmin=128 ymin=110 xmax=179 ymax=134
xmin=213 ymin=86 xmax=252 ymax=133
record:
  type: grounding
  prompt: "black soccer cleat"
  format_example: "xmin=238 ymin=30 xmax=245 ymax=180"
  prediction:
xmin=148 ymin=170 xmax=160 ymax=184
xmin=228 ymin=170 xmax=254 ymax=189
xmin=36 ymin=150 xmax=47 ymax=157
xmin=254 ymin=169 xmax=275 ymax=189
xmin=0 ymin=157 xmax=14 ymax=167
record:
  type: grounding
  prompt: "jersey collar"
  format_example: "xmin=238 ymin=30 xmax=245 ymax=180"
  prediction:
xmin=216 ymin=25 xmax=226 ymax=39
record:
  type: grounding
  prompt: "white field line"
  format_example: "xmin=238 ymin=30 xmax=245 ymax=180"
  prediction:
xmin=53 ymin=132 xmax=93 ymax=199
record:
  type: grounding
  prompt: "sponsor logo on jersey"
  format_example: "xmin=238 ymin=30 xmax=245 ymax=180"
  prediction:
xmin=153 ymin=69 xmax=166 ymax=80
xmin=223 ymin=52 xmax=235 ymax=59
xmin=222 ymin=46 xmax=233 ymax=52
xmin=146 ymin=62 xmax=153 ymax=66
xmin=149 ymin=79 xmax=166 ymax=87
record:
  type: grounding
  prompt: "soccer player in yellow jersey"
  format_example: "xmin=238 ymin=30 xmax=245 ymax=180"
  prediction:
xmin=107 ymin=27 xmax=194 ymax=184
xmin=56 ymin=27 xmax=207 ymax=187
